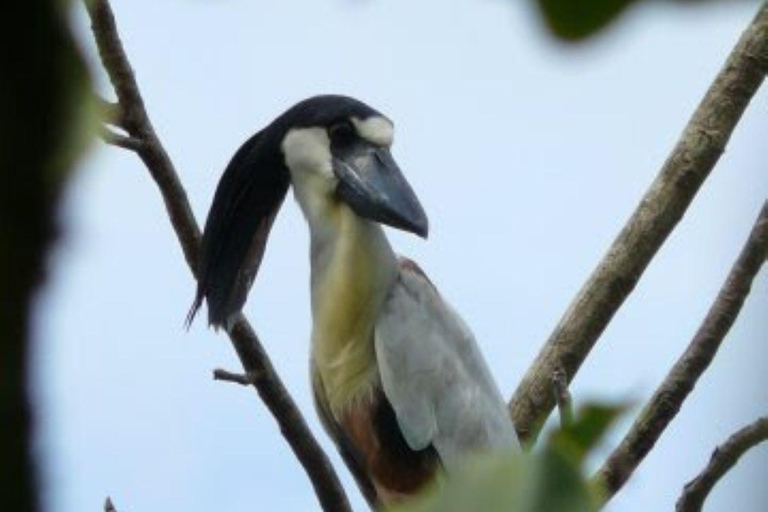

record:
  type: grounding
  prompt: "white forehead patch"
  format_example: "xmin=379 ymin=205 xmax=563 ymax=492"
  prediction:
xmin=281 ymin=127 xmax=334 ymax=178
xmin=352 ymin=116 xmax=394 ymax=147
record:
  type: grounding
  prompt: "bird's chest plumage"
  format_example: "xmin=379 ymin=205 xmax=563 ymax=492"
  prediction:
xmin=309 ymin=205 xmax=397 ymax=414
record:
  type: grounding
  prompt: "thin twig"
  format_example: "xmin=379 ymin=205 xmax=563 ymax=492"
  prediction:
xmin=100 ymin=127 xmax=144 ymax=152
xmin=676 ymin=417 xmax=768 ymax=512
xmin=592 ymin=202 xmax=768 ymax=505
xmin=551 ymin=367 xmax=573 ymax=429
xmin=213 ymin=368 xmax=262 ymax=386
xmin=83 ymin=1 xmax=352 ymax=511
xmin=509 ymin=3 xmax=768 ymax=445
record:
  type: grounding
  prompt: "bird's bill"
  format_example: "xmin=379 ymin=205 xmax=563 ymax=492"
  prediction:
xmin=333 ymin=146 xmax=429 ymax=238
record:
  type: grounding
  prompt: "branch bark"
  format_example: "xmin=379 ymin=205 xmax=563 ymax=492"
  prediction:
xmin=509 ymin=3 xmax=768 ymax=444
xmin=592 ymin=201 xmax=768 ymax=504
xmin=676 ymin=417 xmax=768 ymax=512
xmin=83 ymin=1 xmax=351 ymax=511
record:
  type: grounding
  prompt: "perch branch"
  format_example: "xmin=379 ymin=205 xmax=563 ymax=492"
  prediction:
xmin=84 ymin=1 xmax=351 ymax=511
xmin=509 ymin=3 xmax=768 ymax=444
xmin=675 ymin=417 xmax=768 ymax=512
xmin=592 ymin=201 xmax=768 ymax=504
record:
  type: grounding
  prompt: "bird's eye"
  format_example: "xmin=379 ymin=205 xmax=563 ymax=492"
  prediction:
xmin=328 ymin=120 xmax=355 ymax=143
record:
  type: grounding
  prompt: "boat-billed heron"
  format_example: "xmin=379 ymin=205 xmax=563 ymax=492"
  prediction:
xmin=188 ymin=95 xmax=517 ymax=506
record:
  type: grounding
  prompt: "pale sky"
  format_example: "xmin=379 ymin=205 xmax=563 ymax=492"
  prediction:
xmin=36 ymin=1 xmax=766 ymax=511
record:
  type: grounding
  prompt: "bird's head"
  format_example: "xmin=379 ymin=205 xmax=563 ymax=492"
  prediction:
xmin=191 ymin=95 xmax=427 ymax=328
xmin=278 ymin=95 xmax=428 ymax=238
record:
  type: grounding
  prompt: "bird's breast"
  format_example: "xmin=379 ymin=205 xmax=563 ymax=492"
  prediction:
xmin=309 ymin=205 xmax=397 ymax=413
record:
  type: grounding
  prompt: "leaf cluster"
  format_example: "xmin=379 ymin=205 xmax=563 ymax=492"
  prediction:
xmin=390 ymin=403 xmax=626 ymax=512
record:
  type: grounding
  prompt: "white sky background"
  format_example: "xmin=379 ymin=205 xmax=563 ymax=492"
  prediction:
xmin=36 ymin=0 xmax=766 ymax=511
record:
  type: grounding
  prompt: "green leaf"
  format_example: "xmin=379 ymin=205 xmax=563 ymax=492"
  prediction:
xmin=535 ymin=0 xmax=638 ymax=41
xmin=389 ymin=401 xmax=629 ymax=512
xmin=549 ymin=402 xmax=628 ymax=467
xmin=389 ymin=449 xmax=597 ymax=512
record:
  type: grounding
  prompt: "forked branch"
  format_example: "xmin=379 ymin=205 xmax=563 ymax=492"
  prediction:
xmin=509 ymin=3 xmax=768 ymax=444
xmin=592 ymin=202 xmax=768 ymax=504
xmin=84 ymin=1 xmax=351 ymax=511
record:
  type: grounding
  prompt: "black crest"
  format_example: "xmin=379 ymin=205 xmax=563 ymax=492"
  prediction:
xmin=187 ymin=128 xmax=289 ymax=328
xmin=187 ymin=95 xmax=382 ymax=328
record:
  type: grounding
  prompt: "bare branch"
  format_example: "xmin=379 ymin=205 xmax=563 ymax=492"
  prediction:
xmin=509 ymin=3 xmax=768 ymax=444
xmin=592 ymin=202 xmax=768 ymax=504
xmin=676 ymin=417 xmax=768 ymax=512
xmin=213 ymin=368 xmax=262 ymax=386
xmin=83 ymin=1 xmax=352 ymax=511
xmin=85 ymin=0 xmax=200 ymax=273
xmin=552 ymin=367 xmax=573 ymax=429
xmin=99 ymin=127 xmax=144 ymax=152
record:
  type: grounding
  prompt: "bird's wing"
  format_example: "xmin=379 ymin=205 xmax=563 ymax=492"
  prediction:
xmin=374 ymin=259 xmax=518 ymax=467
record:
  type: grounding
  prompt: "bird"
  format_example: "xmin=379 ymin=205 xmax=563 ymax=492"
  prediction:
xmin=188 ymin=95 xmax=518 ymax=507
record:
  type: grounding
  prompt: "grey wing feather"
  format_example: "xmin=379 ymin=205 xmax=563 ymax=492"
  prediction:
xmin=374 ymin=259 xmax=518 ymax=468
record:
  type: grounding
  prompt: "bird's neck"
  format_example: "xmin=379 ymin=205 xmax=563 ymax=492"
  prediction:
xmin=293 ymin=175 xmax=398 ymax=413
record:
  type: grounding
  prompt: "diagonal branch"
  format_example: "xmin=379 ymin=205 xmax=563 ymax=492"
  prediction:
xmin=675 ymin=417 xmax=768 ymax=512
xmin=86 ymin=0 xmax=200 ymax=273
xmin=83 ymin=1 xmax=352 ymax=511
xmin=509 ymin=3 xmax=768 ymax=445
xmin=592 ymin=201 xmax=768 ymax=504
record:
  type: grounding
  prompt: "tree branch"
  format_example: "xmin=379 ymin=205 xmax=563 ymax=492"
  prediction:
xmin=509 ymin=3 xmax=768 ymax=444
xmin=591 ymin=201 xmax=768 ymax=504
xmin=675 ymin=417 xmax=768 ymax=512
xmin=83 ymin=1 xmax=351 ymax=511
xmin=86 ymin=0 xmax=200 ymax=273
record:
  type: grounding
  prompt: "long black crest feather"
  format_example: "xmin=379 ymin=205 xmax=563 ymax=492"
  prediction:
xmin=185 ymin=95 xmax=382 ymax=329
xmin=186 ymin=129 xmax=290 ymax=329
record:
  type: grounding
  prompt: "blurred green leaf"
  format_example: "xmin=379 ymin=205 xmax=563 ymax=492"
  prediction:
xmin=534 ymin=0 xmax=742 ymax=41
xmin=549 ymin=402 xmax=628 ymax=467
xmin=389 ymin=401 xmax=628 ymax=512
xmin=535 ymin=0 xmax=638 ymax=41
xmin=0 ymin=0 xmax=92 ymax=510
xmin=389 ymin=449 xmax=597 ymax=512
